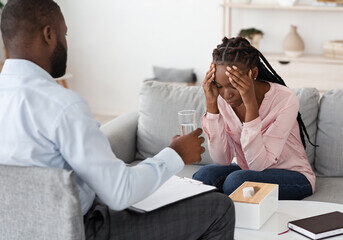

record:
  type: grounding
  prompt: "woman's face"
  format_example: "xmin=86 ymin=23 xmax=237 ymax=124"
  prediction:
xmin=213 ymin=64 xmax=247 ymax=108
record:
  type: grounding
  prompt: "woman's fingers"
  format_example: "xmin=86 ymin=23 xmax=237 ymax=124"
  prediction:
xmin=226 ymin=66 xmax=254 ymax=87
xmin=200 ymin=147 xmax=206 ymax=154
xmin=205 ymin=68 xmax=215 ymax=80
xmin=203 ymin=68 xmax=215 ymax=87
xmin=232 ymin=65 xmax=245 ymax=75
xmin=229 ymin=77 xmax=244 ymax=93
xmin=204 ymin=65 xmax=213 ymax=81
xmin=203 ymin=63 xmax=217 ymax=93
xmin=227 ymin=66 xmax=244 ymax=79
xmin=227 ymin=66 xmax=251 ymax=81
xmin=209 ymin=73 xmax=215 ymax=82
xmin=225 ymin=71 xmax=247 ymax=88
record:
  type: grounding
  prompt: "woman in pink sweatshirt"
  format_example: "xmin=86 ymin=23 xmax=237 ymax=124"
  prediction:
xmin=193 ymin=37 xmax=315 ymax=200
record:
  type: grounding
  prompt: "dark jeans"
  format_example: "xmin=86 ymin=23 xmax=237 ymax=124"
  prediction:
xmin=84 ymin=192 xmax=235 ymax=240
xmin=193 ymin=164 xmax=313 ymax=200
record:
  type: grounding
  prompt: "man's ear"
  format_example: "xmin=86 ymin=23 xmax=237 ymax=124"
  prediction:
xmin=42 ymin=25 xmax=57 ymax=47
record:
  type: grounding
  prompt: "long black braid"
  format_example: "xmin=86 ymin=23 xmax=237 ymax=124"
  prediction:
xmin=213 ymin=37 xmax=316 ymax=149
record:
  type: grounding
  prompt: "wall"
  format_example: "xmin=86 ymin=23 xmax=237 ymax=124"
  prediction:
xmin=56 ymin=0 xmax=343 ymax=115
xmin=56 ymin=0 xmax=223 ymax=115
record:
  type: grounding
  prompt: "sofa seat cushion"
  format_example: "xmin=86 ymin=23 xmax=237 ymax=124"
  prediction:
xmin=315 ymin=90 xmax=343 ymax=176
xmin=304 ymin=177 xmax=343 ymax=204
xmin=176 ymin=165 xmax=203 ymax=178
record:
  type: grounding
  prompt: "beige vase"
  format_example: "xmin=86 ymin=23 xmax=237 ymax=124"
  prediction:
xmin=283 ymin=25 xmax=305 ymax=57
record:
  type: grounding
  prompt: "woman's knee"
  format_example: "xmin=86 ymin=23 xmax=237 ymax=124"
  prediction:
xmin=222 ymin=170 xmax=249 ymax=195
xmin=193 ymin=164 xmax=228 ymax=186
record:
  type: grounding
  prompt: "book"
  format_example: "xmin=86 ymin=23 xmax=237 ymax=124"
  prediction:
xmin=288 ymin=211 xmax=343 ymax=240
xmin=128 ymin=176 xmax=216 ymax=213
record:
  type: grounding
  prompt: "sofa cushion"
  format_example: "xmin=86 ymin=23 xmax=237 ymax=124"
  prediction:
xmin=176 ymin=164 xmax=202 ymax=178
xmin=315 ymin=90 xmax=343 ymax=176
xmin=293 ymin=88 xmax=319 ymax=168
xmin=0 ymin=165 xmax=84 ymax=240
xmin=304 ymin=177 xmax=343 ymax=204
xmin=136 ymin=80 xmax=212 ymax=164
xmin=153 ymin=66 xmax=196 ymax=83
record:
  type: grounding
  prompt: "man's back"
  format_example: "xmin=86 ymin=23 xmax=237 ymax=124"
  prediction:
xmin=0 ymin=59 xmax=189 ymax=215
xmin=0 ymin=59 xmax=96 ymax=213
xmin=1 ymin=60 xmax=81 ymax=165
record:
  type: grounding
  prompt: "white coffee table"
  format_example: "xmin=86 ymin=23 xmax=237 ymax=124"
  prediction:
xmin=235 ymin=201 xmax=343 ymax=240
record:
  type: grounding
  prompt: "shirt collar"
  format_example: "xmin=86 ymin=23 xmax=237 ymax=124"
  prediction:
xmin=1 ymin=59 xmax=55 ymax=82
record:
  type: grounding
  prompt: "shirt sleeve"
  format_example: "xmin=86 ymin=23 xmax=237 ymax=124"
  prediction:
xmin=53 ymin=101 xmax=184 ymax=211
xmin=201 ymin=112 xmax=234 ymax=165
xmin=240 ymin=96 xmax=299 ymax=171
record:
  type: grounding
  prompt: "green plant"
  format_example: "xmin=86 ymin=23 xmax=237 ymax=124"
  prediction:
xmin=238 ymin=28 xmax=264 ymax=39
xmin=0 ymin=2 xmax=4 ymax=10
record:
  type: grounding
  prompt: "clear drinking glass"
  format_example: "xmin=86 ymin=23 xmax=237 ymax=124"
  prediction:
xmin=178 ymin=110 xmax=197 ymax=136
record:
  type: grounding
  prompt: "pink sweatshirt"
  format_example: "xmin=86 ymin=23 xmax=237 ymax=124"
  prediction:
xmin=202 ymin=82 xmax=316 ymax=192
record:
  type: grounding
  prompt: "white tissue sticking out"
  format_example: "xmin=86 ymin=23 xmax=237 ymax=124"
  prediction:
xmin=243 ymin=187 xmax=255 ymax=198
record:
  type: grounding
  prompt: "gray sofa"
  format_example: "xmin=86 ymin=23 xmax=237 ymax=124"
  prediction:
xmin=102 ymin=81 xmax=343 ymax=204
xmin=1 ymin=81 xmax=343 ymax=239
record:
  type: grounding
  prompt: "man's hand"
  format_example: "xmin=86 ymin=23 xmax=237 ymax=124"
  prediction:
xmin=169 ymin=128 xmax=205 ymax=165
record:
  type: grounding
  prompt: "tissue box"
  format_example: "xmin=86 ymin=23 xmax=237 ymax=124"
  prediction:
xmin=229 ymin=181 xmax=278 ymax=230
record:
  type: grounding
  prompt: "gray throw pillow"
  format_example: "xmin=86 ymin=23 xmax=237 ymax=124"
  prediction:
xmin=315 ymin=90 xmax=343 ymax=176
xmin=136 ymin=81 xmax=211 ymax=164
xmin=292 ymin=88 xmax=319 ymax=168
xmin=153 ymin=66 xmax=195 ymax=83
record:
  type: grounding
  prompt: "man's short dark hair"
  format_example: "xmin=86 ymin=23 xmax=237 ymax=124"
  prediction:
xmin=1 ymin=0 xmax=61 ymax=49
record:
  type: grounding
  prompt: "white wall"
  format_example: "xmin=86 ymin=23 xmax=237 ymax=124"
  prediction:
xmin=56 ymin=0 xmax=343 ymax=115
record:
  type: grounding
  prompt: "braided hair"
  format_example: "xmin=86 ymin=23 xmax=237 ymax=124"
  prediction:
xmin=213 ymin=37 xmax=315 ymax=149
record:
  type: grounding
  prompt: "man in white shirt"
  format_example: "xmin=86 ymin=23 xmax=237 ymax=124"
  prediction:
xmin=0 ymin=0 xmax=235 ymax=239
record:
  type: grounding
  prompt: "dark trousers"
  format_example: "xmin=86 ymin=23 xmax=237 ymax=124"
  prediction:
xmin=84 ymin=192 xmax=235 ymax=240
xmin=193 ymin=164 xmax=313 ymax=200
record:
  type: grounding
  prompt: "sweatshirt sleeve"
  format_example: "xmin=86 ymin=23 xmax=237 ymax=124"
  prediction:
xmin=240 ymin=95 xmax=299 ymax=171
xmin=201 ymin=112 xmax=235 ymax=165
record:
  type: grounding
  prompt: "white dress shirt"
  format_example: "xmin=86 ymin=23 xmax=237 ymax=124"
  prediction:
xmin=0 ymin=59 xmax=184 ymax=215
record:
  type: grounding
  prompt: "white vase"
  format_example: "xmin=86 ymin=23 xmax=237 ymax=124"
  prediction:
xmin=283 ymin=25 xmax=305 ymax=57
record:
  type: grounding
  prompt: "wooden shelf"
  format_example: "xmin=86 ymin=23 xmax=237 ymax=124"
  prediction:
xmin=222 ymin=3 xmax=343 ymax=12
xmin=264 ymin=53 xmax=343 ymax=65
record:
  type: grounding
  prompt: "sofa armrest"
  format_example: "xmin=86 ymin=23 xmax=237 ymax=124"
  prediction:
xmin=100 ymin=112 xmax=139 ymax=164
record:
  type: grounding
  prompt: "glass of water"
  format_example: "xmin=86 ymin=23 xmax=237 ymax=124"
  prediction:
xmin=178 ymin=110 xmax=197 ymax=136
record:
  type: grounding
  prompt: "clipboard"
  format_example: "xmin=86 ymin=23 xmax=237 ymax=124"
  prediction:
xmin=128 ymin=176 xmax=217 ymax=213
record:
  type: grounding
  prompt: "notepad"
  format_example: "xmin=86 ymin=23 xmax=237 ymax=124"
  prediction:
xmin=288 ymin=211 xmax=343 ymax=240
xmin=129 ymin=176 xmax=216 ymax=213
